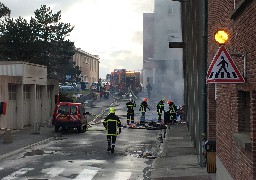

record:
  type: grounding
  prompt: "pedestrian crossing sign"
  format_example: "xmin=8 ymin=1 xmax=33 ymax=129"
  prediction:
xmin=206 ymin=45 xmax=245 ymax=83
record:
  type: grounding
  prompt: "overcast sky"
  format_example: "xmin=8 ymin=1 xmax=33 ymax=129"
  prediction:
xmin=1 ymin=0 xmax=154 ymax=78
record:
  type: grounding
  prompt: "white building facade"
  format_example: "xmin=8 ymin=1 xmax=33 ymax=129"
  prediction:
xmin=0 ymin=61 xmax=59 ymax=130
xmin=143 ymin=0 xmax=184 ymax=104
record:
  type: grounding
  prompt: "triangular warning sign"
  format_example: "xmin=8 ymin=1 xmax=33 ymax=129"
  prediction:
xmin=206 ymin=45 xmax=245 ymax=83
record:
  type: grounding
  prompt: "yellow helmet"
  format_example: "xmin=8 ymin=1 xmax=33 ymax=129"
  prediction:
xmin=109 ymin=107 xmax=115 ymax=113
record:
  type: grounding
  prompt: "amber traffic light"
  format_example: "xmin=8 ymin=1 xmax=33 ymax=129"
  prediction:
xmin=214 ymin=30 xmax=228 ymax=44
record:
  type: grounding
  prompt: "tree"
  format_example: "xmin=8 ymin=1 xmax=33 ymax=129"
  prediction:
xmin=0 ymin=4 xmax=81 ymax=81
xmin=0 ymin=17 xmax=35 ymax=61
xmin=0 ymin=2 xmax=10 ymax=18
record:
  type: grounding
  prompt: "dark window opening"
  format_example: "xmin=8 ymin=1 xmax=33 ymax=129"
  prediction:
xmin=238 ymin=91 xmax=250 ymax=132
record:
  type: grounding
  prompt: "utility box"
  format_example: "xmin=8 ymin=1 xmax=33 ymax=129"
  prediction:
xmin=3 ymin=128 xmax=13 ymax=143
xmin=205 ymin=140 xmax=216 ymax=173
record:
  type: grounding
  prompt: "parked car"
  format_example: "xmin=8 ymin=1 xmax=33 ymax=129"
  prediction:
xmin=52 ymin=102 xmax=88 ymax=133
xmin=60 ymin=85 xmax=75 ymax=91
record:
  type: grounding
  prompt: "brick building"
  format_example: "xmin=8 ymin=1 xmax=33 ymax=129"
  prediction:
xmin=207 ymin=0 xmax=256 ymax=179
xmin=182 ymin=0 xmax=255 ymax=179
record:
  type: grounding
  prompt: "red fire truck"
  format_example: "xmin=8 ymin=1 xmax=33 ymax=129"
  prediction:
xmin=110 ymin=69 xmax=142 ymax=96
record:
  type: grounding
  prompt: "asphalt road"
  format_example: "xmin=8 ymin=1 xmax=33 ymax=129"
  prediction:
xmin=0 ymin=99 xmax=163 ymax=180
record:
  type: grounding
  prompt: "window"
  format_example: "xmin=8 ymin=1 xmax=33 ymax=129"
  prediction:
xmin=8 ymin=84 xmax=16 ymax=100
xmin=238 ymin=91 xmax=250 ymax=132
xmin=230 ymin=0 xmax=253 ymax=19
xmin=168 ymin=7 xmax=177 ymax=15
xmin=233 ymin=90 xmax=251 ymax=151
xmin=23 ymin=85 xmax=31 ymax=100
xmin=47 ymin=86 xmax=53 ymax=99
xmin=70 ymin=106 xmax=77 ymax=115
xmin=58 ymin=105 xmax=69 ymax=115
xmin=36 ymin=86 xmax=42 ymax=100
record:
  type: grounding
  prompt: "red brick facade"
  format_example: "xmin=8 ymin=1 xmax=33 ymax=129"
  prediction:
xmin=208 ymin=0 xmax=256 ymax=179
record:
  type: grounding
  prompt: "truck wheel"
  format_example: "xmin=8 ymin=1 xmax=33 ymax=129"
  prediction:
xmin=77 ymin=125 xmax=85 ymax=133
xmin=55 ymin=126 xmax=59 ymax=132
xmin=83 ymin=124 xmax=87 ymax=132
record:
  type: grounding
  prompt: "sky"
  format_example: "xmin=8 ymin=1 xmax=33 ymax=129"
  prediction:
xmin=1 ymin=0 xmax=154 ymax=79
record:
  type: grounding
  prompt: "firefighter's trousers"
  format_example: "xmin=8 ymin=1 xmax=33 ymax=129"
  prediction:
xmin=107 ymin=135 xmax=117 ymax=148
xmin=127 ymin=112 xmax=134 ymax=124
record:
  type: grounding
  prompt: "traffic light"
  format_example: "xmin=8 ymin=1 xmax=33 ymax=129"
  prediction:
xmin=214 ymin=30 xmax=228 ymax=44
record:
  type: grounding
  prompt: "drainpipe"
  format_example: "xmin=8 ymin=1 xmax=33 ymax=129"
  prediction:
xmin=199 ymin=0 xmax=208 ymax=167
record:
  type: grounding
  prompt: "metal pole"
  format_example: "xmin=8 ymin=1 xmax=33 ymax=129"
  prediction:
xmin=199 ymin=0 xmax=208 ymax=167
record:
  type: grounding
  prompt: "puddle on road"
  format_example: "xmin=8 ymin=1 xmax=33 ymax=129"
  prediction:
xmin=125 ymin=146 xmax=160 ymax=159
xmin=21 ymin=149 xmax=56 ymax=158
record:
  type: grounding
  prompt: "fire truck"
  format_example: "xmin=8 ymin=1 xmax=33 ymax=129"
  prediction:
xmin=110 ymin=69 xmax=142 ymax=96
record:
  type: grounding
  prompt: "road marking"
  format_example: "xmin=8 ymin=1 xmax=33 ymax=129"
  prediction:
xmin=44 ymin=167 xmax=65 ymax=177
xmin=114 ymin=171 xmax=132 ymax=180
xmin=74 ymin=169 xmax=98 ymax=180
xmin=2 ymin=168 xmax=34 ymax=180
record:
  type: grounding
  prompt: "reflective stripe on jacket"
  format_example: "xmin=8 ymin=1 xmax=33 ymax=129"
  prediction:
xmin=103 ymin=114 xmax=121 ymax=136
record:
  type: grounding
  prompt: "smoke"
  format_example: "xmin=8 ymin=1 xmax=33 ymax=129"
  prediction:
xmin=154 ymin=60 xmax=184 ymax=105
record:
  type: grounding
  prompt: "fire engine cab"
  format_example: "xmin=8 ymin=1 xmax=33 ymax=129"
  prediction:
xmin=52 ymin=102 xmax=87 ymax=133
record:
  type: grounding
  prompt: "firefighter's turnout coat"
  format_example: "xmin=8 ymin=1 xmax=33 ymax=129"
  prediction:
xmin=126 ymin=101 xmax=136 ymax=114
xmin=139 ymin=101 xmax=150 ymax=112
xmin=156 ymin=100 xmax=165 ymax=115
xmin=103 ymin=113 xmax=121 ymax=136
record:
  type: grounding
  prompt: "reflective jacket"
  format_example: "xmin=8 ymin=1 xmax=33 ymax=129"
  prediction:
xmin=126 ymin=101 xmax=136 ymax=114
xmin=168 ymin=102 xmax=177 ymax=113
xmin=139 ymin=101 xmax=150 ymax=112
xmin=103 ymin=113 xmax=121 ymax=136
xmin=156 ymin=101 xmax=165 ymax=114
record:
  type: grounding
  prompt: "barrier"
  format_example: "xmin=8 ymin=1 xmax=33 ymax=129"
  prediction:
xmin=33 ymin=122 xmax=40 ymax=134
xmin=3 ymin=128 xmax=13 ymax=143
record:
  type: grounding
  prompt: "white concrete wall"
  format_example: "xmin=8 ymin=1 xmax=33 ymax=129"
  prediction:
xmin=0 ymin=61 xmax=47 ymax=85
xmin=154 ymin=0 xmax=183 ymax=61
xmin=0 ymin=62 xmax=59 ymax=130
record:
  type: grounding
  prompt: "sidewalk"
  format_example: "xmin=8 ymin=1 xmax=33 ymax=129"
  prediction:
xmin=137 ymin=90 xmax=216 ymax=180
xmin=151 ymin=123 xmax=216 ymax=180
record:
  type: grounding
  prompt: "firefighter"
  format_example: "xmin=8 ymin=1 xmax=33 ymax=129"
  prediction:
xmin=103 ymin=107 xmax=121 ymax=153
xmin=126 ymin=98 xmax=136 ymax=124
xmin=139 ymin=98 xmax=150 ymax=125
xmin=156 ymin=99 xmax=165 ymax=122
xmin=167 ymin=100 xmax=177 ymax=124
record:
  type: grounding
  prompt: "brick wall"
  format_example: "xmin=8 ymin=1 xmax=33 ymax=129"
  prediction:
xmin=208 ymin=0 xmax=255 ymax=179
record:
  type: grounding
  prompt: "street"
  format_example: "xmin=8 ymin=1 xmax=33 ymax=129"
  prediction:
xmin=0 ymin=98 xmax=163 ymax=180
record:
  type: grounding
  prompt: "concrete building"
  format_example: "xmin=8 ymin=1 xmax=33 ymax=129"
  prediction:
xmin=181 ymin=0 xmax=208 ymax=169
xmin=143 ymin=13 xmax=155 ymax=88
xmin=143 ymin=0 xmax=184 ymax=104
xmin=0 ymin=61 xmax=59 ymax=130
xmin=72 ymin=48 xmax=100 ymax=86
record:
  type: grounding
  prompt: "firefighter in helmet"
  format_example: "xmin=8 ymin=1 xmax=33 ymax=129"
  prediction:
xmin=103 ymin=107 xmax=121 ymax=153
xmin=139 ymin=98 xmax=150 ymax=125
xmin=126 ymin=98 xmax=136 ymax=124
xmin=167 ymin=99 xmax=177 ymax=123
xmin=156 ymin=99 xmax=165 ymax=122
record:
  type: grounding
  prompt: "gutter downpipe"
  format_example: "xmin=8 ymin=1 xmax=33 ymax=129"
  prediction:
xmin=200 ymin=0 xmax=208 ymax=167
